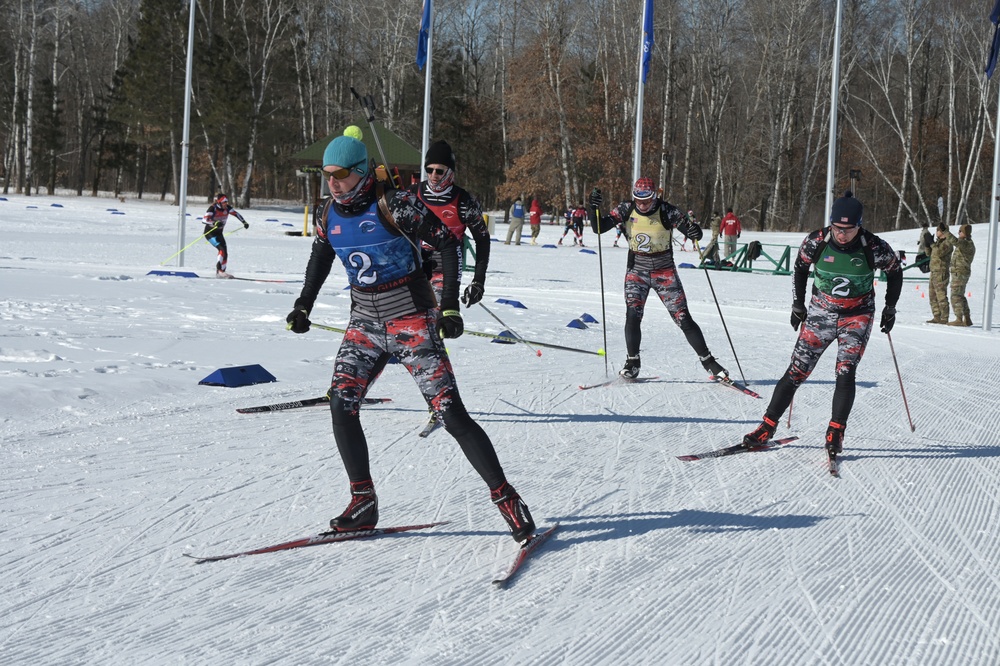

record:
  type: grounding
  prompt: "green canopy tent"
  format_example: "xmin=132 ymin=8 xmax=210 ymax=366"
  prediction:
xmin=291 ymin=121 xmax=420 ymax=178
xmin=289 ymin=123 xmax=479 ymax=272
xmin=290 ymin=121 xmax=421 ymax=236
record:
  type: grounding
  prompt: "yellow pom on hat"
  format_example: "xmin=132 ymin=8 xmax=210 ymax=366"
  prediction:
xmin=344 ymin=125 xmax=363 ymax=140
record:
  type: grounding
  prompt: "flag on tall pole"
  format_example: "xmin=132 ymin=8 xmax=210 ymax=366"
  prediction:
xmin=632 ymin=0 xmax=653 ymax=182
xmin=417 ymin=0 xmax=432 ymax=71
xmin=417 ymin=0 xmax=434 ymax=179
xmin=641 ymin=0 xmax=654 ymax=84
xmin=987 ymin=0 xmax=1000 ymax=79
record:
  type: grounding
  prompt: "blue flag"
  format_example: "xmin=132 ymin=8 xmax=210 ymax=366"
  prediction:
xmin=417 ymin=0 xmax=432 ymax=71
xmin=641 ymin=0 xmax=654 ymax=83
xmin=988 ymin=0 xmax=1000 ymax=79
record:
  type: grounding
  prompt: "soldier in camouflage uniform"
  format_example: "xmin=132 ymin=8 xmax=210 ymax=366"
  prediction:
xmin=285 ymin=133 xmax=535 ymax=543
xmin=741 ymin=192 xmax=903 ymax=457
xmin=948 ymin=224 xmax=976 ymax=326
xmin=927 ymin=223 xmax=954 ymax=324
xmin=915 ymin=221 xmax=933 ymax=273
xmin=703 ymin=211 xmax=723 ymax=265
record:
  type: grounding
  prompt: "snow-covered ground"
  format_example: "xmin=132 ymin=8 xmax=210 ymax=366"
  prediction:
xmin=2 ymin=192 xmax=999 ymax=665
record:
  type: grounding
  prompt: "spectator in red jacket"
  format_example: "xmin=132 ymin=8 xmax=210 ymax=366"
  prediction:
xmin=529 ymin=199 xmax=543 ymax=245
xmin=720 ymin=208 xmax=742 ymax=260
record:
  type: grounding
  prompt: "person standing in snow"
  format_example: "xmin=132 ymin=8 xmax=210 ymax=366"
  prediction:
xmin=719 ymin=207 xmax=742 ymax=260
xmin=915 ymin=221 xmax=933 ymax=274
xmin=741 ymin=191 xmax=902 ymax=458
xmin=926 ymin=223 xmax=954 ymax=324
xmin=528 ymin=198 xmax=543 ymax=245
xmin=704 ymin=211 xmax=722 ymax=265
xmin=505 ymin=197 xmax=525 ymax=245
xmin=410 ymin=139 xmax=490 ymax=308
xmin=285 ymin=133 xmax=535 ymax=543
xmin=203 ymin=193 xmax=248 ymax=277
xmin=588 ymin=177 xmax=730 ymax=381
xmin=948 ymin=224 xmax=975 ymax=327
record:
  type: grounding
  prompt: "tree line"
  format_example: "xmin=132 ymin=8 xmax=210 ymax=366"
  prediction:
xmin=0 ymin=0 xmax=995 ymax=233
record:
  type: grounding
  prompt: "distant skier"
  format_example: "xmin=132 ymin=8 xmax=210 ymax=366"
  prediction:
xmin=588 ymin=177 xmax=730 ymax=381
xmin=285 ymin=133 xmax=535 ymax=543
xmin=558 ymin=206 xmax=581 ymax=245
xmin=741 ymin=191 xmax=903 ymax=459
xmin=203 ymin=193 xmax=248 ymax=277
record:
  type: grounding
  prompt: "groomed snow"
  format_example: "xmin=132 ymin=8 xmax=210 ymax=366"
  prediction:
xmin=2 ymin=193 xmax=998 ymax=664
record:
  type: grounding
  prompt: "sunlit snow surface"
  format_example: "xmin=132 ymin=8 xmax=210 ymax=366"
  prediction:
xmin=2 ymin=193 xmax=998 ymax=664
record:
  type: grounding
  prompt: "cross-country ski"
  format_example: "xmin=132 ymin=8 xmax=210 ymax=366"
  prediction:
xmin=236 ymin=396 xmax=392 ymax=414
xmin=184 ymin=522 xmax=449 ymax=564
xmin=676 ymin=436 xmax=799 ymax=462
xmin=492 ymin=524 xmax=559 ymax=588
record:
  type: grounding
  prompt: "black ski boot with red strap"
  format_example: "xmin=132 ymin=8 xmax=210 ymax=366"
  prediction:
xmin=329 ymin=480 xmax=379 ymax=531
xmin=491 ymin=482 xmax=536 ymax=543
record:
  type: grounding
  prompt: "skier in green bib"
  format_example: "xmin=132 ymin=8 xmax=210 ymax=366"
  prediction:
xmin=742 ymin=192 xmax=903 ymax=457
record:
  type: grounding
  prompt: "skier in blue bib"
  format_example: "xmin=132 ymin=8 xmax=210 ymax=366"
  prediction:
xmin=285 ymin=133 xmax=535 ymax=542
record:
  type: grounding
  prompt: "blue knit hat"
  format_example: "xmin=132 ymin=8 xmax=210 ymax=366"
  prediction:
xmin=323 ymin=135 xmax=368 ymax=176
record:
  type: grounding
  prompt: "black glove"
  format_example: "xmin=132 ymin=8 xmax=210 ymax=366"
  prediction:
xmin=461 ymin=281 xmax=485 ymax=307
xmin=790 ymin=301 xmax=806 ymax=331
xmin=437 ymin=300 xmax=464 ymax=339
xmin=678 ymin=217 xmax=703 ymax=241
xmin=243 ymin=221 xmax=249 ymax=229
xmin=589 ymin=188 xmax=602 ymax=209
xmin=286 ymin=307 xmax=311 ymax=334
xmin=880 ymin=306 xmax=896 ymax=334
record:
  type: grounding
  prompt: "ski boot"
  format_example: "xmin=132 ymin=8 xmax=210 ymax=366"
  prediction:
xmin=491 ymin=482 xmax=535 ymax=543
xmin=743 ymin=415 xmax=778 ymax=449
xmin=619 ymin=354 xmax=641 ymax=379
xmin=825 ymin=421 xmax=845 ymax=455
xmin=700 ymin=354 xmax=729 ymax=380
xmin=329 ymin=480 xmax=379 ymax=531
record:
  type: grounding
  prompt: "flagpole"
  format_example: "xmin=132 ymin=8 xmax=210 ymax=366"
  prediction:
xmin=175 ymin=0 xmax=196 ymax=266
xmin=632 ymin=40 xmax=645 ymax=182
xmin=419 ymin=0 xmax=433 ymax=181
xmin=824 ymin=0 xmax=844 ymax=221
xmin=984 ymin=81 xmax=1000 ymax=331
xmin=632 ymin=1 xmax=651 ymax=183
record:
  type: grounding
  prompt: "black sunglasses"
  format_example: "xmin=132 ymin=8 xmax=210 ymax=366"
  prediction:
xmin=425 ymin=166 xmax=448 ymax=176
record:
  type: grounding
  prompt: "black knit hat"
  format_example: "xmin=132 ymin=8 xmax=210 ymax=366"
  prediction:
xmin=425 ymin=140 xmax=455 ymax=170
xmin=829 ymin=191 xmax=863 ymax=227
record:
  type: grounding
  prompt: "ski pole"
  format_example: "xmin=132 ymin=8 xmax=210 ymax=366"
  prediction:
xmin=350 ymin=87 xmax=392 ymax=178
xmin=308 ymin=322 xmax=603 ymax=356
xmin=886 ymin=332 xmax=916 ymax=432
xmin=159 ymin=225 xmax=217 ymax=265
xmin=477 ymin=302 xmax=541 ymax=356
xmin=593 ymin=203 xmax=610 ymax=376
xmin=463 ymin=328 xmax=603 ymax=355
xmin=691 ymin=229 xmax=748 ymax=385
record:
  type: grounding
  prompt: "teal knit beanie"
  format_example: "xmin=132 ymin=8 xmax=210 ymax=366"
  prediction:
xmin=323 ymin=136 xmax=368 ymax=176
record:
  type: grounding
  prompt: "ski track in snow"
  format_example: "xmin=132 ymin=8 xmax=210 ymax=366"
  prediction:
xmin=2 ymin=194 xmax=1000 ymax=664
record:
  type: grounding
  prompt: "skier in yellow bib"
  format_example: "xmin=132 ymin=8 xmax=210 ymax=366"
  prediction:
xmin=588 ymin=177 xmax=730 ymax=380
